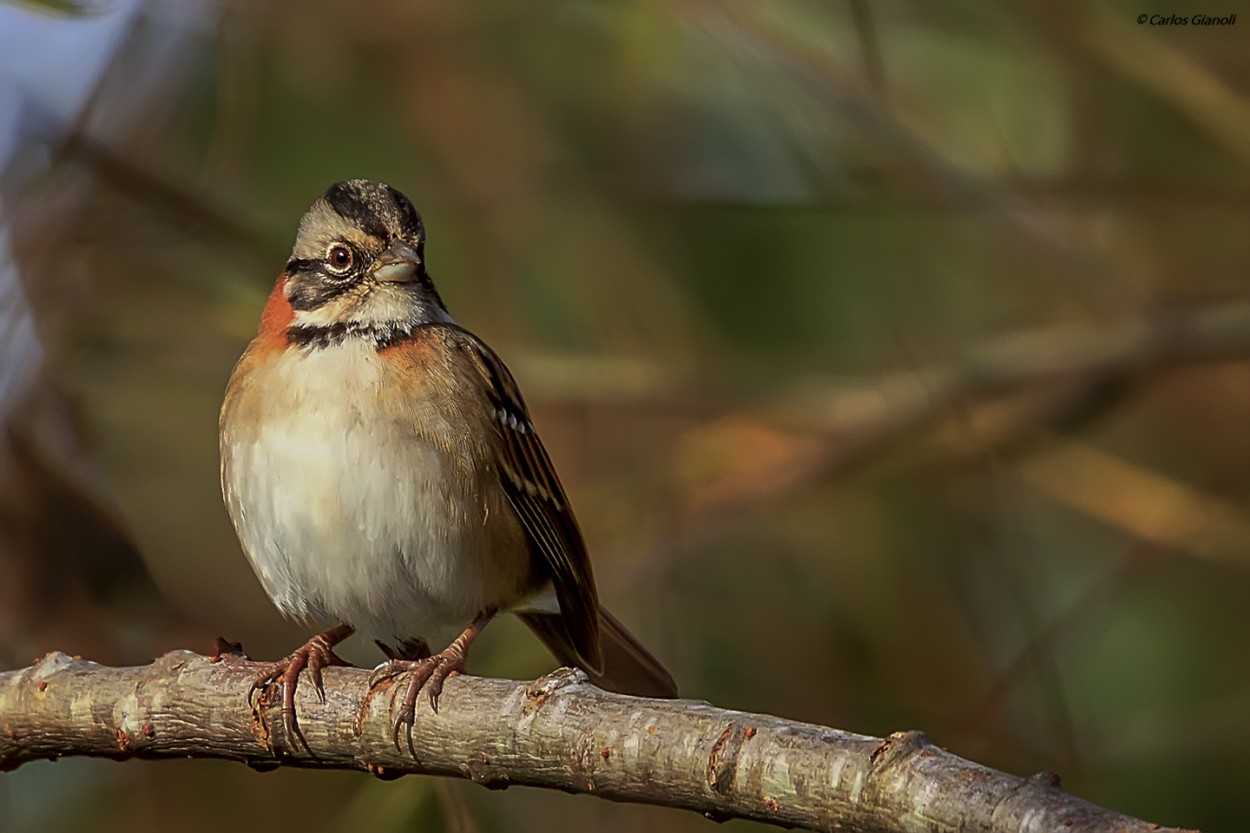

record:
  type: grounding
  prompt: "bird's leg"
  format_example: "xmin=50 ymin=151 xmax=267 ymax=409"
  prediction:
xmin=368 ymin=610 xmax=495 ymax=746
xmin=250 ymin=623 xmax=355 ymax=750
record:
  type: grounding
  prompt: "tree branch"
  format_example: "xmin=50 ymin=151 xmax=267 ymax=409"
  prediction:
xmin=0 ymin=651 xmax=1188 ymax=833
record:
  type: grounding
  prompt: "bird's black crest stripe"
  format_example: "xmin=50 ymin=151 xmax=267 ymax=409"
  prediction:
xmin=324 ymin=182 xmax=388 ymax=240
xmin=384 ymin=184 xmax=424 ymax=239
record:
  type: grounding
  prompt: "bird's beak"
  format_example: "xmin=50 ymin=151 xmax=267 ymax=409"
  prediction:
xmin=371 ymin=241 xmax=421 ymax=283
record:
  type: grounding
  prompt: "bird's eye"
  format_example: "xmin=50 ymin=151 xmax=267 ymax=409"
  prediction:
xmin=325 ymin=244 xmax=354 ymax=274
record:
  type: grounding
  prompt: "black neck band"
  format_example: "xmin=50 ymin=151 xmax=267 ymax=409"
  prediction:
xmin=286 ymin=322 xmax=418 ymax=351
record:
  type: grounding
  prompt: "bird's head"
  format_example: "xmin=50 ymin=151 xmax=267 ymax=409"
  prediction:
xmin=281 ymin=179 xmax=450 ymax=347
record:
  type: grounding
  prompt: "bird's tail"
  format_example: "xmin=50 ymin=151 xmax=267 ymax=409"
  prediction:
xmin=518 ymin=606 xmax=678 ymax=698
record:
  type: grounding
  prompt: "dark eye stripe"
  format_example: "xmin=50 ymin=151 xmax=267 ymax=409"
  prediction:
xmin=285 ymin=257 xmax=320 ymax=275
xmin=287 ymin=274 xmax=357 ymax=311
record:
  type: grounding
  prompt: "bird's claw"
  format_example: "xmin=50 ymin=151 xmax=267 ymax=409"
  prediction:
xmin=365 ymin=649 xmax=466 ymax=748
xmin=360 ymin=612 xmax=492 ymax=749
xmin=247 ymin=626 xmax=353 ymax=752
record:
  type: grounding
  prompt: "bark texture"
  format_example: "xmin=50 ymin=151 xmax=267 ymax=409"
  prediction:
xmin=0 ymin=651 xmax=1190 ymax=833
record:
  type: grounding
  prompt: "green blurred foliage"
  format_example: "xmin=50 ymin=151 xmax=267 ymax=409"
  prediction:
xmin=5 ymin=0 xmax=1250 ymax=831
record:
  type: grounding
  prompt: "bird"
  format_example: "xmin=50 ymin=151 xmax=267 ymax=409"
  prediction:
xmin=219 ymin=179 xmax=677 ymax=743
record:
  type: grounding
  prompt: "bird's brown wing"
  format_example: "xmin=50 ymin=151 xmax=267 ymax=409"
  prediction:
xmin=447 ymin=325 xmax=604 ymax=674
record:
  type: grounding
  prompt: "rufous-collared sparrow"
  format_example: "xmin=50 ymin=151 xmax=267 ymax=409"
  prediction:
xmin=220 ymin=179 xmax=677 ymax=742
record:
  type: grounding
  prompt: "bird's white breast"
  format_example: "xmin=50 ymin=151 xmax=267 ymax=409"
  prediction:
xmin=222 ymin=340 xmax=490 ymax=639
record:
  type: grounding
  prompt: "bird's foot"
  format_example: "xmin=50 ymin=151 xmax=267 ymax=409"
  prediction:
xmin=366 ymin=611 xmax=495 ymax=747
xmin=250 ymin=623 xmax=355 ymax=751
xmin=368 ymin=649 xmax=465 ymax=745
